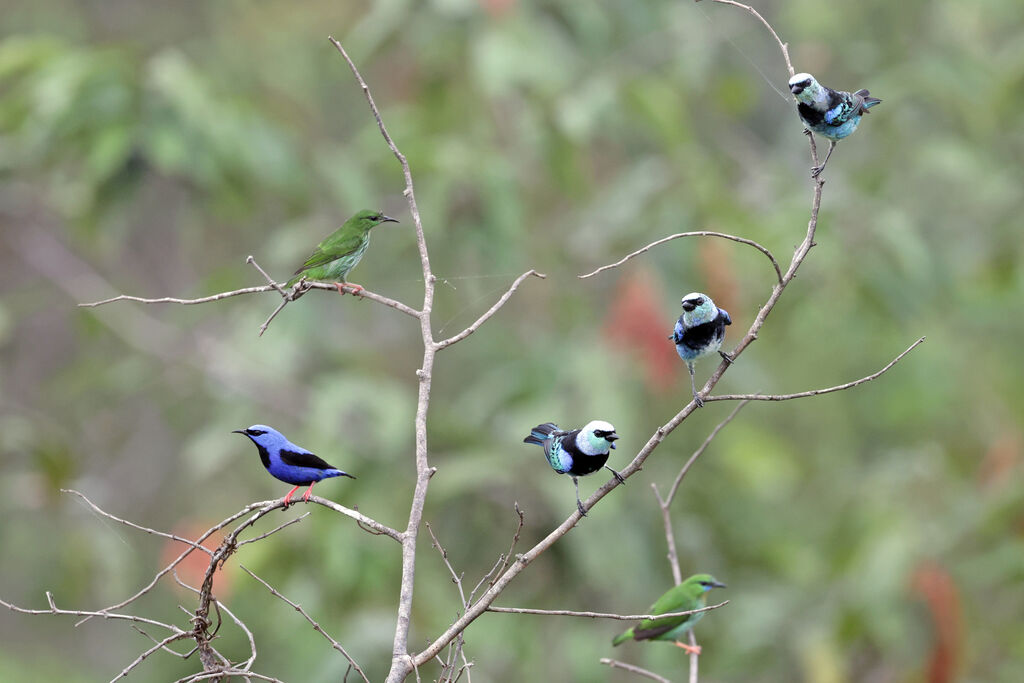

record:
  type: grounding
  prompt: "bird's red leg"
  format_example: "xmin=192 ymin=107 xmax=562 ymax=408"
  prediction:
xmin=674 ymin=641 xmax=702 ymax=655
xmin=302 ymin=482 xmax=315 ymax=502
xmin=282 ymin=485 xmax=301 ymax=507
xmin=333 ymin=282 xmax=365 ymax=297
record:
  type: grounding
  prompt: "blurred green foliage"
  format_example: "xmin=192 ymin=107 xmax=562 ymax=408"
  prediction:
xmin=1 ymin=0 xmax=1022 ymax=681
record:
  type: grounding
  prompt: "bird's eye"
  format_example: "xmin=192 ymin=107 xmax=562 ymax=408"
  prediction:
xmin=250 ymin=430 xmax=265 ymax=436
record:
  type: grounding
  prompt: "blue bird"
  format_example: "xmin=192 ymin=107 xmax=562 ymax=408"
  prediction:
xmin=788 ymin=72 xmax=882 ymax=178
xmin=671 ymin=292 xmax=732 ymax=408
xmin=523 ymin=420 xmax=623 ymax=516
xmin=233 ymin=425 xmax=355 ymax=506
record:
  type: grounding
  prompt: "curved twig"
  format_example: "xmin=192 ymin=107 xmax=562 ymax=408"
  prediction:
xmin=706 ymin=337 xmax=925 ymax=403
xmin=242 ymin=566 xmax=371 ymax=683
xmin=710 ymin=0 xmax=795 ymax=77
xmin=600 ymin=658 xmax=672 ymax=683
xmin=435 ymin=270 xmax=546 ymax=349
xmin=578 ymin=231 xmax=783 ymax=284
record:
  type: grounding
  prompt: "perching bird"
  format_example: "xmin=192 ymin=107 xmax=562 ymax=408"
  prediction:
xmin=523 ymin=420 xmax=623 ymax=517
xmin=671 ymin=292 xmax=732 ymax=408
xmin=788 ymin=72 xmax=882 ymax=178
xmin=612 ymin=573 xmax=727 ymax=654
xmin=233 ymin=425 xmax=355 ymax=506
xmin=285 ymin=209 xmax=399 ymax=295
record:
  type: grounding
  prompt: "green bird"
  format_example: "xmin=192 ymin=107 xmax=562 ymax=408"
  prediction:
xmin=611 ymin=573 xmax=726 ymax=654
xmin=285 ymin=209 xmax=399 ymax=295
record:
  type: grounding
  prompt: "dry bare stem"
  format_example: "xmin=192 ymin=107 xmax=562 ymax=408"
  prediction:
xmin=599 ymin=658 xmax=672 ymax=683
xmin=242 ymin=566 xmax=370 ymax=683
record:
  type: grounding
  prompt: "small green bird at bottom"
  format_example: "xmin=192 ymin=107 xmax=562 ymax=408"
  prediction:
xmin=285 ymin=209 xmax=399 ymax=295
xmin=612 ymin=573 xmax=726 ymax=655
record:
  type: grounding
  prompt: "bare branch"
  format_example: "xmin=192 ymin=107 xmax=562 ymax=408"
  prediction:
xmin=599 ymin=658 xmax=672 ymax=683
xmin=435 ymin=270 xmax=546 ymax=349
xmin=486 ymin=601 xmax=727 ymax=621
xmin=579 ymin=232 xmax=782 ymax=285
xmin=111 ymin=631 xmax=192 ymax=683
xmin=62 ymin=488 xmax=214 ymax=557
xmin=661 ymin=400 xmax=751 ymax=509
xmin=706 ymin=337 xmax=925 ymax=403
xmin=247 ymin=255 xmax=289 ymax=297
xmin=710 ymin=0 xmax=795 ymax=77
xmin=79 ymin=279 xmax=420 ymax=320
xmin=327 ymin=37 xmax=437 ymax=683
xmin=687 ymin=630 xmax=699 ymax=683
xmin=236 ymin=512 xmax=310 ymax=548
xmin=311 ymin=496 xmax=404 ymax=542
xmin=242 ymin=566 xmax=370 ymax=683
xmin=0 ymin=592 xmax=185 ymax=634
xmin=426 ymin=523 xmax=468 ymax=609
xmin=653 ymin=401 xmax=749 ymax=585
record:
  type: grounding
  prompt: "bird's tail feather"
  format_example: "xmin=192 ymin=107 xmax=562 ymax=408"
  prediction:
xmin=523 ymin=422 xmax=559 ymax=446
xmin=327 ymin=469 xmax=357 ymax=480
xmin=854 ymin=89 xmax=882 ymax=111
xmin=611 ymin=628 xmax=634 ymax=647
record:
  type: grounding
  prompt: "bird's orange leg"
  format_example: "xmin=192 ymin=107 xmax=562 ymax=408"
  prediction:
xmin=282 ymin=485 xmax=301 ymax=507
xmin=674 ymin=641 xmax=702 ymax=655
xmin=333 ymin=282 xmax=365 ymax=297
xmin=302 ymin=482 xmax=316 ymax=502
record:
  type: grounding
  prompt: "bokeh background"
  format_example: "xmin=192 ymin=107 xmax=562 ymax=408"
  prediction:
xmin=1 ymin=0 xmax=1022 ymax=681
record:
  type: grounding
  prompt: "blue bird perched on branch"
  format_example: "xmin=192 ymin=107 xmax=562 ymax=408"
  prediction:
xmin=523 ymin=420 xmax=624 ymax=516
xmin=233 ymin=425 xmax=356 ymax=506
xmin=671 ymin=292 xmax=732 ymax=408
xmin=788 ymin=72 xmax=882 ymax=178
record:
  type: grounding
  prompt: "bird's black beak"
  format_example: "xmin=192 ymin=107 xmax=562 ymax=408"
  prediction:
xmin=232 ymin=429 xmax=247 ymax=435
xmin=790 ymin=83 xmax=803 ymax=95
xmin=712 ymin=580 xmax=727 ymax=589
xmin=607 ymin=433 xmax=619 ymax=448
xmin=681 ymin=301 xmax=696 ymax=312
xmin=381 ymin=215 xmax=400 ymax=224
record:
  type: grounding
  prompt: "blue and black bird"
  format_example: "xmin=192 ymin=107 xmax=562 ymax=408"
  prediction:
xmin=788 ymin=72 xmax=882 ymax=177
xmin=671 ymin=292 xmax=732 ymax=408
xmin=233 ymin=425 xmax=355 ymax=506
xmin=523 ymin=420 xmax=623 ymax=516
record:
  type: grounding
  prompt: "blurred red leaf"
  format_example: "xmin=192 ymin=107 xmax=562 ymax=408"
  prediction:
xmin=910 ymin=561 xmax=962 ymax=683
xmin=603 ymin=268 xmax=679 ymax=393
xmin=159 ymin=520 xmax=234 ymax=599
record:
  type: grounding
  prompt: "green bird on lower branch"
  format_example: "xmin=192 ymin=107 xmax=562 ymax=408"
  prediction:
xmin=612 ymin=573 xmax=726 ymax=655
xmin=285 ymin=209 xmax=399 ymax=295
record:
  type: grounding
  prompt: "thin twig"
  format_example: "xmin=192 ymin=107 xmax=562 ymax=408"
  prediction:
xmin=426 ymin=523 xmax=468 ymax=609
xmin=710 ymin=0 xmax=795 ymax=77
xmin=79 ymin=280 xmax=420 ymax=320
xmin=247 ymin=255 xmax=289 ymax=297
xmin=62 ymin=488 xmax=214 ymax=557
xmin=579 ymin=232 xmax=782 ymax=284
xmin=435 ymin=270 xmax=546 ymax=349
xmin=485 ymin=602 xmax=727 ymax=621
xmin=111 ymin=631 xmax=192 ymax=682
xmin=706 ymin=337 xmax=925 ymax=403
xmin=599 ymin=658 xmax=672 ymax=683
xmin=653 ymin=401 xmax=749 ymax=585
xmin=242 ymin=566 xmax=370 ymax=683
xmin=662 ymin=400 xmax=750 ymax=508
xmin=236 ymin=512 xmax=310 ymax=547
xmin=0 ymin=592 xmax=185 ymax=634
xmin=687 ymin=631 xmax=699 ymax=683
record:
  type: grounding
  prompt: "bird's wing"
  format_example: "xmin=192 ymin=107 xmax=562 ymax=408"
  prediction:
xmin=823 ymin=88 xmax=868 ymax=126
xmin=632 ymin=586 xmax=699 ymax=640
xmin=278 ymin=448 xmax=337 ymax=471
xmin=292 ymin=231 xmax=365 ymax=275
